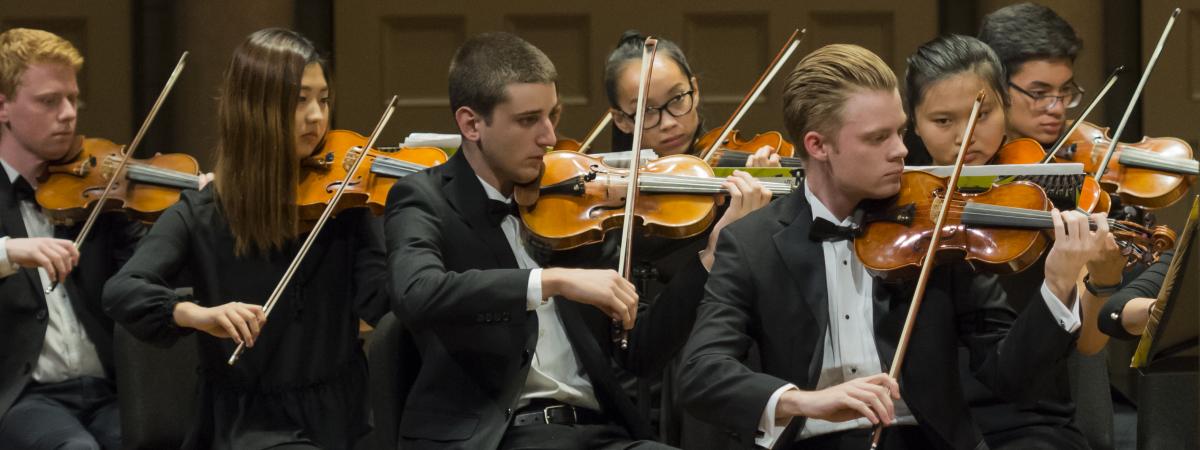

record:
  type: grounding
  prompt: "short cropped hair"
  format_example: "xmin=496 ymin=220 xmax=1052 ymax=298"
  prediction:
xmin=448 ymin=32 xmax=556 ymax=120
xmin=978 ymin=3 xmax=1082 ymax=77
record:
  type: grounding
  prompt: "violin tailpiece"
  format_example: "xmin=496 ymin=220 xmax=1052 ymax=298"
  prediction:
xmin=540 ymin=176 xmax=588 ymax=197
xmin=866 ymin=203 xmax=916 ymax=226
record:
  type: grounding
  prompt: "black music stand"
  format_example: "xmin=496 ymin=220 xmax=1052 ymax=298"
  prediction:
xmin=1132 ymin=195 xmax=1198 ymax=449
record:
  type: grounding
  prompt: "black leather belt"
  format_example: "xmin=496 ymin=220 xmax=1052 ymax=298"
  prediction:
xmin=511 ymin=402 xmax=604 ymax=427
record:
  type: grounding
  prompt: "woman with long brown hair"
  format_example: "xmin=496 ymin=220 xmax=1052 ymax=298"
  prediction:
xmin=102 ymin=28 xmax=388 ymax=450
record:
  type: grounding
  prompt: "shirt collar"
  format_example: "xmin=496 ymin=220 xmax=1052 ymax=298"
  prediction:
xmin=476 ymin=175 xmax=512 ymax=204
xmin=0 ymin=158 xmax=22 ymax=184
xmin=803 ymin=178 xmax=850 ymax=226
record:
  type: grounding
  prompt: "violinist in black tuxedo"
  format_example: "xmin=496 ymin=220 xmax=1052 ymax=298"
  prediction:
xmin=0 ymin=28 xmax=145 ymax=450
xmin=385 ymin=32 xmax=683 ymax=450
xmin=678 ymin=44 xmax=1118 ymax=450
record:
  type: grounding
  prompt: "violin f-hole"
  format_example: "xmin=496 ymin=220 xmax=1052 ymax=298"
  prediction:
xmin=326 ymin=177 xmax=363 ymax=193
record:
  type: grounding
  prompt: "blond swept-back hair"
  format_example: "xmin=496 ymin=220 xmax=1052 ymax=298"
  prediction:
xmin=782 ymin=44 xmax=896 ymax=158
xmin=0 ymin=28 xmax=83 ymax=97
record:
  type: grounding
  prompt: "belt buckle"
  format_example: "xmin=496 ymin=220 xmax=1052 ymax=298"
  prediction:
xmin=543 ymin=404 xmax=576 ymax=424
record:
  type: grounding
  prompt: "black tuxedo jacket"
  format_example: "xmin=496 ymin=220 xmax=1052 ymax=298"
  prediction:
xmin=385 ymin=152 xmax=697 ymax=449
xmin=0 ymin=172 xmax=144 ymax=417
xmin=679 ymin=189 xmax=1077 ymax=450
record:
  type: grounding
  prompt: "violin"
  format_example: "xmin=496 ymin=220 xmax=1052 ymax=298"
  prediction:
xmin=518 ymin=150 xmax=794 ymax=250
xmin=694 ymin=128 xmax=802 ymax=167
xmin=36 ymin=136 xmax=201 ymax=226
xmin=854 ymin=171 xmax=1176 ymax=281
xmin=554 ymin=138 xmax=583 ymax=152
xmin=992 ymin=136 xmax=1111 ymax=213
xmin=694 ymin=29 xmax=805 ymax=168
xmin=1052 ymin=9 xmax=1197 ymax=210
xmin=1053 ymin=121 xmax=1197 ymax=209
xmin=298 ymin=129 xmax=447 ymax=220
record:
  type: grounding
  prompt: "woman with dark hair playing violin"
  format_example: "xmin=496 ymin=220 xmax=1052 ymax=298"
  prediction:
xmin=604 ymin=31 xmax=785 ymax=168
xmin=102 ymin=28 xmax=389 ymax=450
xmin=567 ymin=31 xmax=781 ymax=448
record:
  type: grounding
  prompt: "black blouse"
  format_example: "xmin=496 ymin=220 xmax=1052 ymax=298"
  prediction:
xmin=102 ymin=187 xmax=389 ymax=449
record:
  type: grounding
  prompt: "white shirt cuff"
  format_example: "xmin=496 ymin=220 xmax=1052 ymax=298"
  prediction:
xmin=525 ymin=268 xmax=543 ymax=310
xmin=756 ymin=384 xmax=798 ymax=449
xmin=0 ymin=237 xmax=18 ymax=278
xmin=1040 ymin=281 xmax=1081 ymax=333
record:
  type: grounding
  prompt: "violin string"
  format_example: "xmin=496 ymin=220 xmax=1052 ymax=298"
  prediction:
xmin=607 ymin=173 xmax=794 ymax=191
xmin=909 ymin=207 xmax=1132 ymax=232
xmin=105 ymin=152 xmax=201 ymax=188
xmin=716 ymin=149 xmax=805 ymax=165
xmin=905 ymin=210 xmax=1143 ymax=235
xmin=1118 ymin=148 xmax=1200 ymax=175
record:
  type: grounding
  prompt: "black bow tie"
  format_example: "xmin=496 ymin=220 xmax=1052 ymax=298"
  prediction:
xmin=11 ymin=176 xmax=36 ymax=204
xmin=809 ymin=217 xmax=862 ymax=242
xmin=486 ymin=199 xmax=520 ymax=226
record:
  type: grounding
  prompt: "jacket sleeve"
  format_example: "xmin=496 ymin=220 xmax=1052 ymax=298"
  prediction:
xmin=384 ymin=177 xmax=531 ymax=328
xmin=679 ymin=228 xmax=793 ymax=443
xmin=954 ymin=264 xmax=1075 ymax=402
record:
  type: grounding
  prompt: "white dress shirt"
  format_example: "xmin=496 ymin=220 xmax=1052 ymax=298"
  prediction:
xmin=0 ymin=159 xmax=105 ymax=383
xmin=754 ymin=179 xmax=1081 ymax=449
xmin=476 ymin=176 xmax=600 ymax=411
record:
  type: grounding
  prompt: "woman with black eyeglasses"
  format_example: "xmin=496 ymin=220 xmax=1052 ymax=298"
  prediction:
xmin=541 ymin=30 xmax=775 ymax=450
xmin=603 ymin=31 xmax=781 ymax=167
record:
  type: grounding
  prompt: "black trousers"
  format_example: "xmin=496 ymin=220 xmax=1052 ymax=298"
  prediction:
xmin=777 ymin=426 xmax=929 ymax=450
xmin=986 ymin=424 xmax=1090 ymax=450
xmin=498 ymin=421 xmax=678 ymax=450
xmin=0 ymin=376 xmax=121 ymax=450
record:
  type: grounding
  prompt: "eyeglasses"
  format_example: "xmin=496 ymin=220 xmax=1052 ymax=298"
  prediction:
xmin=1008 ymin=82 xmax=1084 ymax=112
xmin=615 ymin=90 xmax=695 ymax=129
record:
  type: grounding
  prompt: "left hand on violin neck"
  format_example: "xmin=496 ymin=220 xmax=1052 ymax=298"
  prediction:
xmin=1043 ymin=209 xmax=1113 ymax=303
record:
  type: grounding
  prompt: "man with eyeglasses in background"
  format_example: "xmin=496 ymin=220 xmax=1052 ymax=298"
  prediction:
xmin=974 ymin=4 xmax=1119 ymax=450
xmin=979 ymin=2 xmax=1085 ymax=148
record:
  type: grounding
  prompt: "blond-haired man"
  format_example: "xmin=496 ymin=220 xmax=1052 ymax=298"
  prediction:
xmin=678 ymin=44 xmax=1111 ymax=450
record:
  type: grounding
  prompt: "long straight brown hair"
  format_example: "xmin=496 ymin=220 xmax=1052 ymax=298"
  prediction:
xmin=213 ymin=28 xmax=328 ymax=257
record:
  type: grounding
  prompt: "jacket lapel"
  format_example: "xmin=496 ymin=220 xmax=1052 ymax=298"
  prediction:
xmin=771 ymin=192 xmax=831 ymax=382
xmin=441 ymin=151 xmax=519 ymax=269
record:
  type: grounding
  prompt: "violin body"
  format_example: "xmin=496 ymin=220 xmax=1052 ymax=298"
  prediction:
xmin=1056 ymin=121 xmax=1196 ymax=209
xmin=520 ymin=151 xmax=717 ymax=250
xmin=993 ymin=136 xmax=1111 ymax=213
xmin=554 ymin=138 xmax=583 ymax=151
xmin=857 ymin=171 xmax=1176 ymax=281
xmin=37 ymin=137 xmax=200 ymax=225
xmin=992 ymin=137 xmax=1048 ymax=165
xmin=299 ymin=130 xmax=447 ymax=220
xmin=695 ymin=128 xmax=802 ymax=167
xmin=856 ymin=171 xmax=1052 ymax=281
